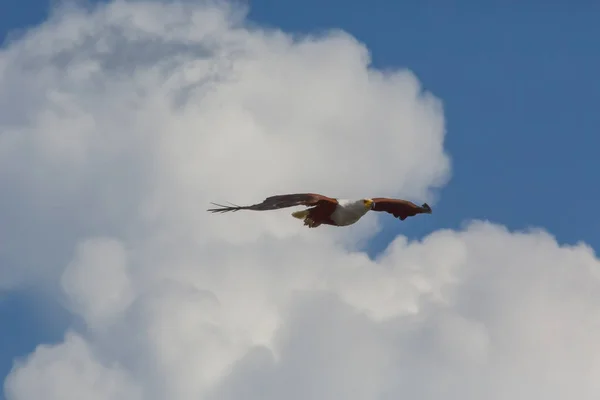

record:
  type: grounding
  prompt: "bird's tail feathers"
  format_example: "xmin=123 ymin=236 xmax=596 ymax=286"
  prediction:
xmin=291 ymin=210 xmax=310 ymax=219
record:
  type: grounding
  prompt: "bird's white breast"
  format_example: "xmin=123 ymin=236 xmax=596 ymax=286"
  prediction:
xmin=331 ymin=199 xmax=370 ymax=226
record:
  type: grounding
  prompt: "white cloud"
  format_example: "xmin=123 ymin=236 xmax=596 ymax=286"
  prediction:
xmin=0 ymin=0 xmax=448 ymax=290
xmin=2 ymin=1 xmax=600 ymax=400
xmin=60 ymin=237 xmax=134 ymax=331
xmin=4 ymin=332 xmax=142 ymax=400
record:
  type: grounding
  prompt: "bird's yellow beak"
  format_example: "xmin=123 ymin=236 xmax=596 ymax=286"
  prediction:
xmin=364 ymin=199 xmax=374 ymax=209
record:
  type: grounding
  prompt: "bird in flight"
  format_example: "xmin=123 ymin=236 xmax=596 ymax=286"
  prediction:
xmin=207 ymin=192 xmax=432 ymax=228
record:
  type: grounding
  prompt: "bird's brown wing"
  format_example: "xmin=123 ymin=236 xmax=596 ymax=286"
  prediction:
xmin=207 ymin=193 xmax=338 ymax=213
xmin=371 ymin=198 xmax=431 ymax=220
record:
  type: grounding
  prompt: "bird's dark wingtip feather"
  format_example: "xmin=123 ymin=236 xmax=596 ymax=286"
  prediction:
xmin=207 ymin=202 xmax=231 ymax=213
xmin=207 ymin=202 xmax=245 ymax=213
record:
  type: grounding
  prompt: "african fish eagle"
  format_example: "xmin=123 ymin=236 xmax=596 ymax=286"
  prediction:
xmin=207 ymin=193 xmax=432 ymax=228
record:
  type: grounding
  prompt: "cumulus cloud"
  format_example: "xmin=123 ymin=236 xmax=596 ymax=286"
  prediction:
xmin=2 ymin=1 xmax=600 ymax=400
xmin=60 ymin=237 xmax=134 ymax=331
xmin=4 ymin=332 xmax=141 ymax=400
xmin=0 ymin=0 xmax=448 ymax=290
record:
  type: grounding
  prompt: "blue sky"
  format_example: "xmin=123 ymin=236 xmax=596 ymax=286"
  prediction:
xmin=1 ymin=0 xmax=599 ymax=393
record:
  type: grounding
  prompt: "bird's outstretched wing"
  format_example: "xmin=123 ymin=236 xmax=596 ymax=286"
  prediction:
xmin=371 ymin=198 xmax=432 ymax=220
xmin=207 ymin=193 xmax=338 ymax=213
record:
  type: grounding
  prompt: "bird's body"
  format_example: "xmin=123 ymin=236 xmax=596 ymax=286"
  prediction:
xmin=330 ymin=199 xmax=374 ymax=226
xmin=208 ymin=192 xmax=432 ymax=228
